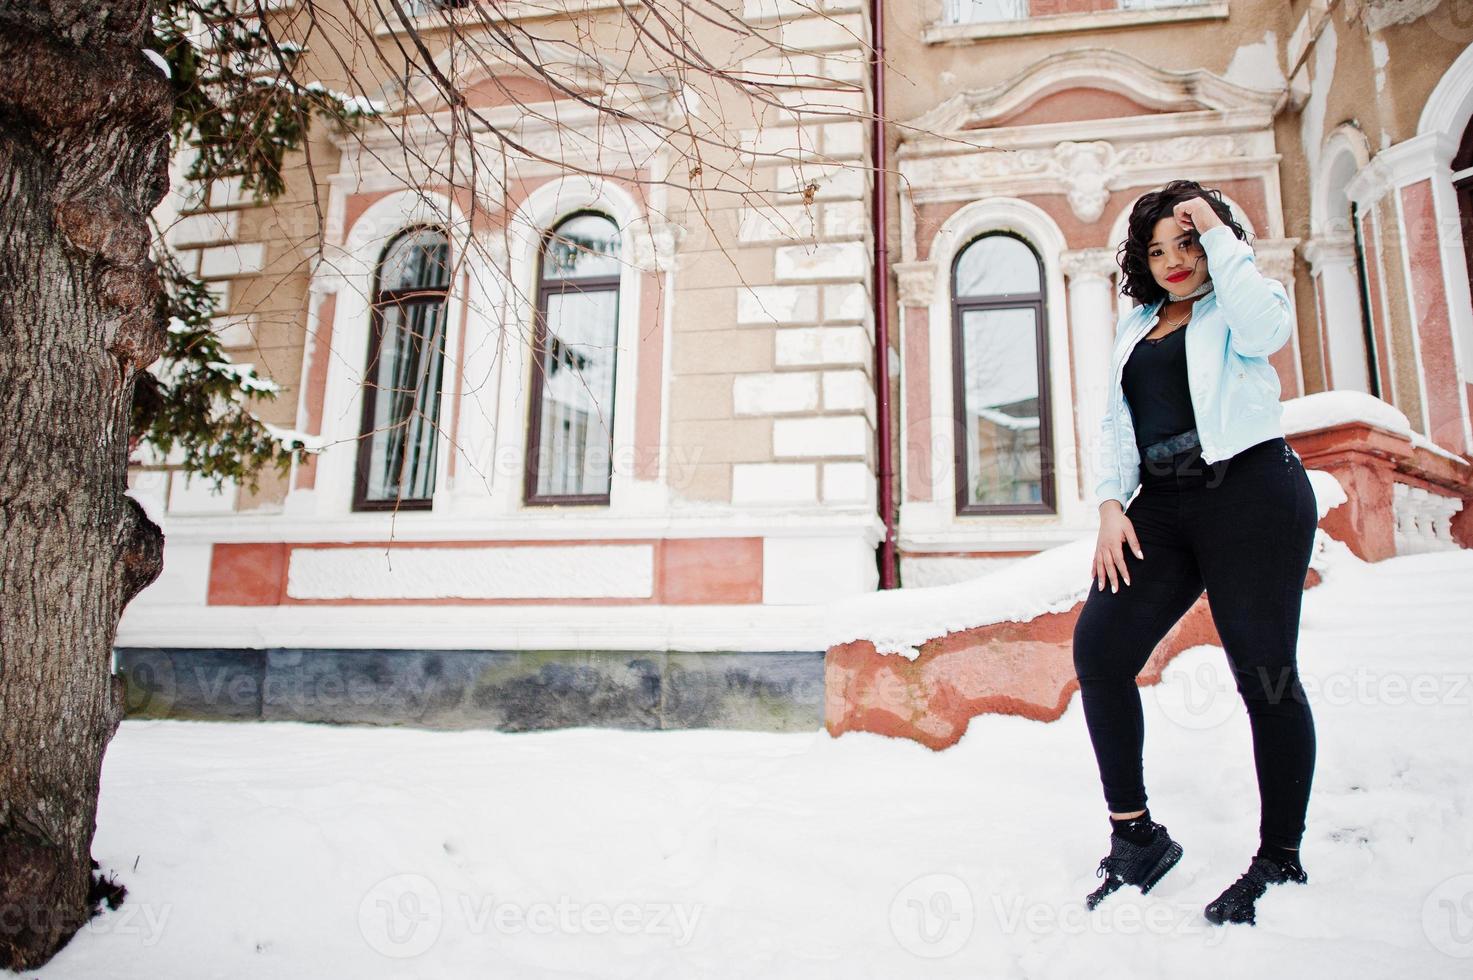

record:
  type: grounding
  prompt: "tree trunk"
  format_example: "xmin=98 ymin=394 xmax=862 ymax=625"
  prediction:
xmin=0 ymin=2 xmax=171 ymax=970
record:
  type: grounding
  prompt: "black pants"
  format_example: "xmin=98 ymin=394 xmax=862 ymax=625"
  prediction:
xmin=1072 ymin=436 xmax=1318 ymax=851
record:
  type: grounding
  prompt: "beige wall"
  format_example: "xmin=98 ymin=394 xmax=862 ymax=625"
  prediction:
xmin=168 ymin=0 xmax=1471 ymax=525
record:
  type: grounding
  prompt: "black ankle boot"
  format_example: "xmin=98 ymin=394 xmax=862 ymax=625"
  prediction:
xmin=1203 ymin=853 xmax=1309 ymax=926
xmin=1085 ymin=819 xmax=1184 ymax=910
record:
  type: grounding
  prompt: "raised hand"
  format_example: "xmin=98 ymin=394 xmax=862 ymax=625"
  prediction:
xmin=1172 ymin=196 xmax=1226 ymax=237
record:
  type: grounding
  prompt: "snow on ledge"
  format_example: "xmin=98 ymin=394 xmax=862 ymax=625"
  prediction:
xmin=824 ymin=462 xmax=1354 ymax=660
xmin=1281 ymin=389 xmax=1412 ymax=435
xmin=1282 ymin=391 xmax=1467 ymax=465
xmin=821 ymin=537 xmax=1095 ymax=660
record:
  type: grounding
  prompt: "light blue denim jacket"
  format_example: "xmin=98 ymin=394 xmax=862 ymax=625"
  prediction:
xmin=1091 ymin=224 xmax=1293 ymax=509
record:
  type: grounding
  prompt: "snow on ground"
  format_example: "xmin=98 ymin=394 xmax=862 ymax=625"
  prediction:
xmin=15 ymin=548 xmax=1473 ymax=978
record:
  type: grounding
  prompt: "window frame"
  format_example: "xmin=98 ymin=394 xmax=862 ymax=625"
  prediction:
xmin=1451 ymin=119 xmax=1473 ymax=386
xmin=522 ymin=209 xmax=624 ymax=507
xmin=1348 ymin=199 xmax=1384 ymax=399
xmin=948 ymin=231 xmax=1056 ymax=517
xmin=351 ymin=225 xmax=452 ymax=513
xmin=926 ymin=0 xmax=1226 ymax=42
xmin=374 ymin=0 xmax=625 ymax=35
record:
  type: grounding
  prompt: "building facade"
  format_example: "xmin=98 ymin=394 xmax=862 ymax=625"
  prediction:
xmin=119 ymin=0 xmax=1473 ymax=727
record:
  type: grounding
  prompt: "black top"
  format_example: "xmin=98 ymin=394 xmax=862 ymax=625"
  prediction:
xmin=1122 ymin=323 xmax=1197 ymax=450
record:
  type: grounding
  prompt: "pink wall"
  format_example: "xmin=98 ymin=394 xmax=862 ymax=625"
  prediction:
xmin=207 ymin=538 xmax=764 ymax=606
xmin=904 ymin=305 xmax=934 ymax=502
xmin=1400 ymin=179 xmax=1469 ymax=454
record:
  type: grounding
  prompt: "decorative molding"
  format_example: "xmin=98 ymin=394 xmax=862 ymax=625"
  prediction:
xmin=904 ymin=46 xmax=1277 ymax=137
xmin=1313 ymin=123 xmax=1374 ymax=238
xmin=1301 ymin=235 xmax=1356 ymax=273
xmin=1054 ymin=142 xmax=1113 ymax=223
xmin=893 ymin=261 xmax=937 ymax=307
xmin=1362 ymin=0 xmax=1440 ymax=33
xmin=1251 ymin=237 xmax=1302 ymax=285
xmin=374 ymin=0 xmax=625 ymax=38
xmin=901 ymin=134 xmax=1270 ymax=219
xmin=1419 ymin=36 xmax=1473 ymax=146
xmin=1345 ymin=133 xmax=1443 ymax=212
xmin=626 ymin=218 xmax=687 ymax=273
xmin=1058 ymin=247 xmax=1118 ymax=283
xmin=379 ymin=35 xmax=673 ymax=115
xmin=922 ymin=1 xmax=1229 ymax=45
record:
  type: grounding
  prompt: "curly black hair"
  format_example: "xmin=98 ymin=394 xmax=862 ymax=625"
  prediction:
xmin=1115 ymin=179 xmax=1251 ymax=306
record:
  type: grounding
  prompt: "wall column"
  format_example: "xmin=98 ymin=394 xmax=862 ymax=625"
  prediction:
xmin=895 ymin=260 xmax=938 ymax=504
xmin=1253 ymin=238 xmax=1306 ymax=398
xmin=1303 ymin=235 xmax=1372 ymax=394
xmin=1060 ymin=248 xmax=1118 ymax=504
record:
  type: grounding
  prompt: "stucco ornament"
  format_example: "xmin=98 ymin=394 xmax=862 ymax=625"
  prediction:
xmin=1358 ymin=0 xmax=1440 ymax=32
xmin=894 ymin=261 xmax=937 ymax=307
xmin=625 ymin=217 xmax=689 ymax=272
xmin=1051 ymin=141 xmax=1114 ymax=223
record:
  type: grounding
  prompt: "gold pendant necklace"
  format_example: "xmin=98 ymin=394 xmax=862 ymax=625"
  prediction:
xmin=1149 ymin=307 xmax=1191 ymax=341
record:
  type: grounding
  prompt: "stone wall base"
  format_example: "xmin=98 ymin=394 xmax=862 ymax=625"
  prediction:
xmin=113 ymin=648 xmax=825 ymax=732
xmin=823 ymin=578 xmax=1318 ymax=751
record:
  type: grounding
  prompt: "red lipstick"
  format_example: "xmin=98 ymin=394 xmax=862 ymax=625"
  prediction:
xmin=1166 ymin=270 xmax=1191 ymax=282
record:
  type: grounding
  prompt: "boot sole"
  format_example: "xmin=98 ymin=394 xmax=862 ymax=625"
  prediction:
xmin=1138 ymin=840 xmax=1183 ymax=895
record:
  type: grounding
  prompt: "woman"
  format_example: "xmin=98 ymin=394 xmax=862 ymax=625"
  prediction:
xmin=1072 ymin=179 xmax=1319 ymax=926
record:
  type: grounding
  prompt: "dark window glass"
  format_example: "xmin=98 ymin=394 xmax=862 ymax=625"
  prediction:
xmin=525 ymin=212 xmax=623 ymax=504
xmin=951 ymin=232 xmax=1055 ymax=514
xmin=354 ymin=227 xmax=451 ymax=510
xmin=1452 ymin=120 xmax=1473 ymax=403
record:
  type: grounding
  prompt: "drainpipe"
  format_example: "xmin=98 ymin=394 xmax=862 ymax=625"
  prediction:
xmin=869 ymin=0 xmax=898 ymax=589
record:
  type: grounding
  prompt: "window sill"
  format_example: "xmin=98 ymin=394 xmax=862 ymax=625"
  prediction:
xmin=922 ymin=1 xmax=1227 ymax=45
xmin=374 ymin=0 xmax=626 ymax=35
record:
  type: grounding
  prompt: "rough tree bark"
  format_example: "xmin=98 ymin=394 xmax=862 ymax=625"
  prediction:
xmin=0 ymin=2 xmax=171 ymax=970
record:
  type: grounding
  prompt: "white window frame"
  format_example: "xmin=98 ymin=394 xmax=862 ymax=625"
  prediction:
xmin=307 ymin=189 xmax=472 ymax=520
xmin=928 ymin=0 xmax=1227 ymax=41
xmin=901 ymin=197 xmax=1087 ymax=548
xmin=482 ymin=175 xmax=651 ymax=519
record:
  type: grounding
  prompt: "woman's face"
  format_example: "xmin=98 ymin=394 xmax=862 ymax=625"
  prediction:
xmin=1147 ymin=214 xmax=1209 ymax=300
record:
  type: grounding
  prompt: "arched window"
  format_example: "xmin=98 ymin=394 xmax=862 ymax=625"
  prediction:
xmin=524 ymin=211 xmax=623 ymax=504
xmin=1316 ymin=142 xmax=1380 ymax=396
xmin=1453 ymin=116 xmax=1473 ymax=327
xmin=353 ymin=226 xmax=451 ymax=510
xmin=950 ymin=232 xmax=1054 ymax=514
